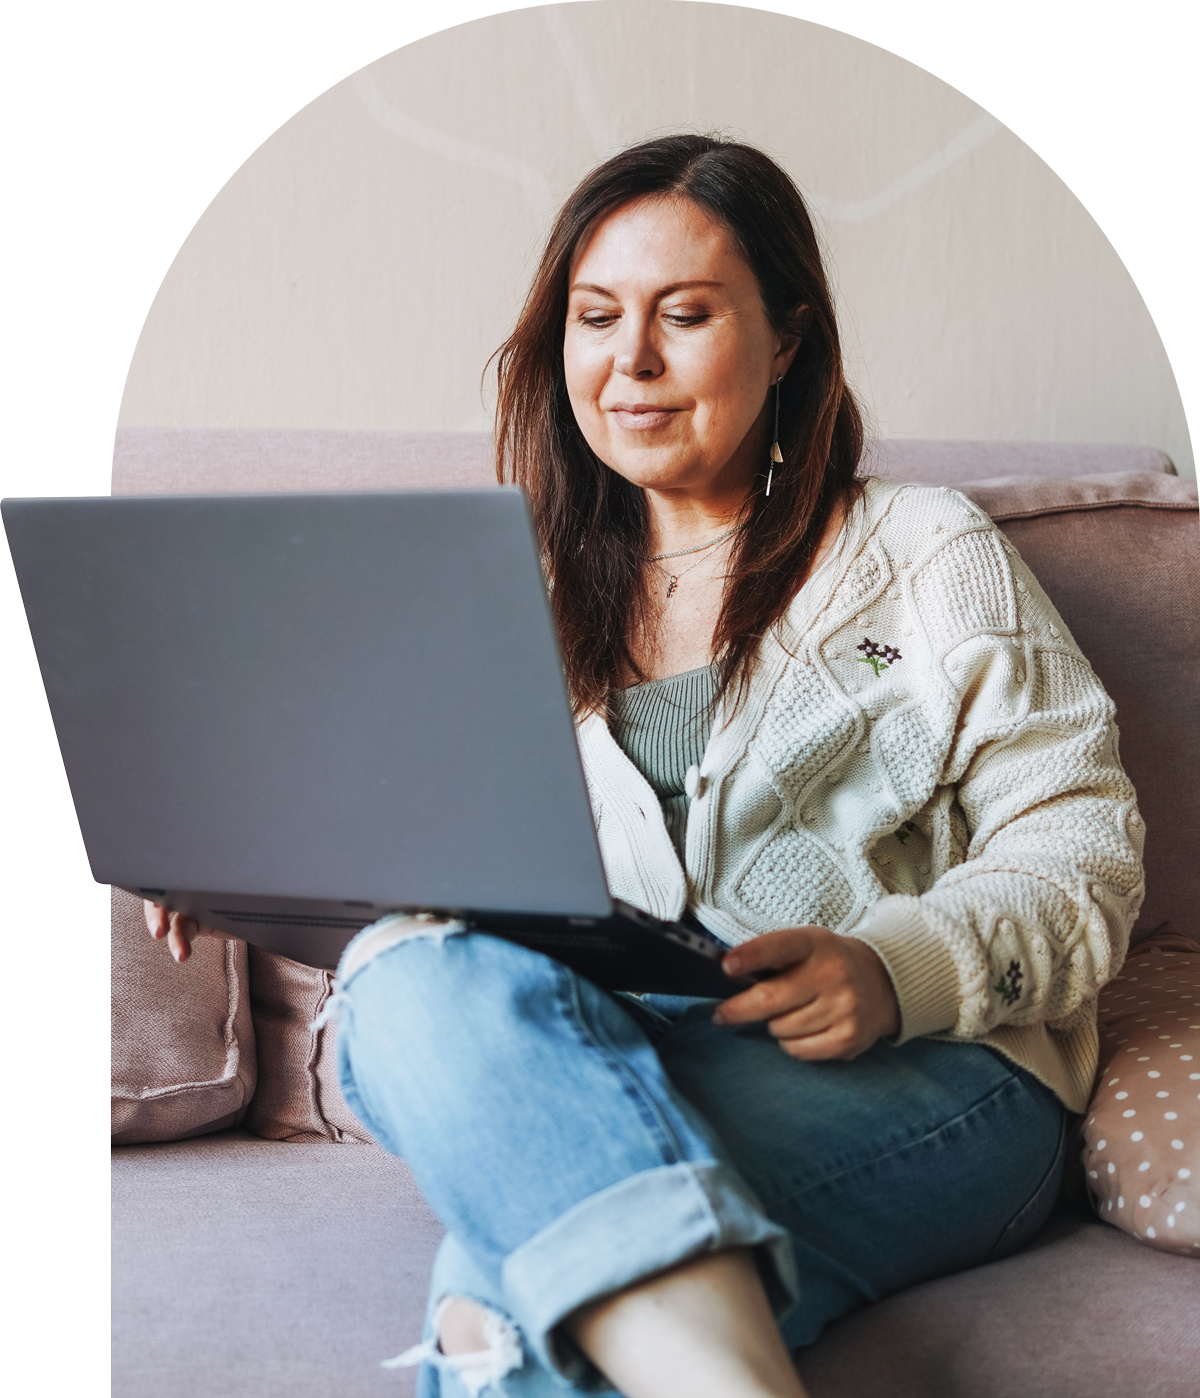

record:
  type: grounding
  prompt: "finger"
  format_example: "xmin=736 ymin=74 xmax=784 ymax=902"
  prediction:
xmin=714 ymin=967 xmax=820 ymax=1027
xmin=763 ymin=995 xmax=845 ymax=1043
xmin=775 ymin=1020 xmax=871 ymax=1062
xmin=722 ymin=927 xmax=817 ymax=979
xmin=166 ymin=912 xmax=198 ymax=964
xmin=145 ymin=900 xmax=166 ymax=938
xmin=764 ymin=974 xmax=864 ymax=1038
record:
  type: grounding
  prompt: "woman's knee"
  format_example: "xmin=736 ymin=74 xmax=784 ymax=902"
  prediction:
xmin=385 ymin=1295 xmax=525 ymax=1393
xmin=333 ymin=920 xmax=579 ymax=1101
xmin=437 ymin=1297 xmax=502 ymax=1356
xmin=339 ymin=917 xmax=554 ymax=1033
xmin=338 ymin=913 xmax=470 ymax=985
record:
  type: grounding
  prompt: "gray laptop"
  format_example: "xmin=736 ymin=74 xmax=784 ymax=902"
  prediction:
xmin=3 ymin=487 xmax=750 ymax=995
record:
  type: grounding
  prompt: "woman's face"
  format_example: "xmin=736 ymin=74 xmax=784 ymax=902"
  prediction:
xmin=563 ymin=195 xmax=800 ymax=502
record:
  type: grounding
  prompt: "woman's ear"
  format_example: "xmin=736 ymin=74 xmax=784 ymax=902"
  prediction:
xmin=775 ymin=305 xmax=811 ymax=378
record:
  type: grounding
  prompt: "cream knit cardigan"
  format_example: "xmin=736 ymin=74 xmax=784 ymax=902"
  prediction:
xmin=577 ymin=479 xmax=1144 ymax=1112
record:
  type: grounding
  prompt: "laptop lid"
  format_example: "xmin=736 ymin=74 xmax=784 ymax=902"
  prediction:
xmin=3 ymin=488 xmax=614 ymax=922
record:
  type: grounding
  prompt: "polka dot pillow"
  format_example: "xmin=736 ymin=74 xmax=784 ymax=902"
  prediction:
xmin=1082 ymin=924 xmax=1199 ymax=1255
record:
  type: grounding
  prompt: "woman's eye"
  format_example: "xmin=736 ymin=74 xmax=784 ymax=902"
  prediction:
xmin=580 ymin=312 xmax=617 ymax=328
xmin=664 ymin=312 xmax=709 ymax=326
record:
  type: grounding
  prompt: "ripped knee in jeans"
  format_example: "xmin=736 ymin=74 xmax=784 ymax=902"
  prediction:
xmin=384 ymin=1296 xmax=524 ymax=1397
xmin=343 ymin=913 xmax=467 ymax=977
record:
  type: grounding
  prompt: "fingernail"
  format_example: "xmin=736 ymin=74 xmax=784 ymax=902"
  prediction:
xmin=724 ymin=955 xmax=741 ymax=975
xmin=711 ymin=1009 xmax=726 ymax=1026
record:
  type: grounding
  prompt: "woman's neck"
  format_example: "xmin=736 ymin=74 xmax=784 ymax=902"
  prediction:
xmin=642 ymin=484 xmax=752 ymax=559
xmin=626 ymin=489 xmax=851 ymax=686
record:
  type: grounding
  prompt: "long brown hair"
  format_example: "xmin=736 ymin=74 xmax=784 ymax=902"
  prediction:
xmin=493 ymin=134 xmax=863 ymax=714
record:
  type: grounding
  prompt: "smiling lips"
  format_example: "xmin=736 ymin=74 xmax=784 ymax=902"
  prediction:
xmin=608 ymin=403 xmax=680 ymax=430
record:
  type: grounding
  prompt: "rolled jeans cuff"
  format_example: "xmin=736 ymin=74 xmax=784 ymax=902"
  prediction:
xmin=501 ymin=1159 xmax=798 ymax=1379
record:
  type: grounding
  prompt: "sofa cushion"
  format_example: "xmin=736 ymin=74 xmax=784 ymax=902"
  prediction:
xmin=960 ymin=471 xmax=1199 ymax=943
xmin=865 ymin=438 xmax=1176 ymax=484
xmin=112 ymin=426 xmax=496 ymax=495
xmin=112 ymin=1131 xmax=443 ymax=1398
xmin=111 ymin=887 xmax=256 ymax=1143
xmin=795 ymin=1202 xmax=1200 ymax=1398
xmin=1082 ymin=926 xmax=1200 ymax=1255
xmin=243 ymin=947 xmax=372 ymax=1144
xmin=112 ymin=427 xmax=1176 ymax=496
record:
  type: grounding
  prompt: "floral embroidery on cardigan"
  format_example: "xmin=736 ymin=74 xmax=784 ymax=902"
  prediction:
xmin=857 ymin=637 xmax=902 ymax=677
xmin=993 ymin=959 xmax=1024 ymax=1007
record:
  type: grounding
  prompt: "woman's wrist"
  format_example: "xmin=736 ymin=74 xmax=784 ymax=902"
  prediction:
xmin=842 ymin=936 xmax=901 ymax=1041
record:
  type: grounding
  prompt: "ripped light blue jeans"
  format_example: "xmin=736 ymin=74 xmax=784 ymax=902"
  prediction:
xmin=333 ymin=920 xmax=1068 ymax=1397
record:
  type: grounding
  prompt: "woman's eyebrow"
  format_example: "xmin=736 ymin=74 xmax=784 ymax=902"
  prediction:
xmin=568 ymin=279 xmax=726 ymax=297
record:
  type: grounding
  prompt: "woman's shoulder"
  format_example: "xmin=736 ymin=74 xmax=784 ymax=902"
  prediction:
xmin=780 ymin=477 xmax=1022 ymax=648
xmin=854 ymin=476 xmax=1014 ymax=580
xmin=860 ymin=475 xmax=994 ymax=535
xmin=860 ymin=477 xmax=1093 ymax=669
xmin=794 ymin=477 xmax=1003 ymax=595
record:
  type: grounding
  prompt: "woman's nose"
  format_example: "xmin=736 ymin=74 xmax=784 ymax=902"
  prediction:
xmin=614 ymin=316 xmax=664 ymax=379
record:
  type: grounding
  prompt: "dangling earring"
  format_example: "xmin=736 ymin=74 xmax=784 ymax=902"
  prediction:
xmin=766 ymin=376 xmax=784 ymax=497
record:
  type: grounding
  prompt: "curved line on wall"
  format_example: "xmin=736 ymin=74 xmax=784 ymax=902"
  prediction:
xmin=543 ymin=5 xmax=617 ymax=157
xmin=352 ymin=68 xmax=554 ymax=218
xmin=805 ymin=95 xmax=1197 ymax=233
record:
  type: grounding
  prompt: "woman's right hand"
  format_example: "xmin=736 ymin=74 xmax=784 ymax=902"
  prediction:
xmin=144 ymin=901 xmax=227 ymax=964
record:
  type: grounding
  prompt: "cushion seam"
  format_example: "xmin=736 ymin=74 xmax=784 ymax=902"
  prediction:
xmin=989 ymin=497 xmax=1197 ymax=522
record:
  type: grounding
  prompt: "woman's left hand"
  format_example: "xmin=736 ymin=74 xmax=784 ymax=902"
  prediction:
xmin=712 ymin=927 xmax=901 ymax=1060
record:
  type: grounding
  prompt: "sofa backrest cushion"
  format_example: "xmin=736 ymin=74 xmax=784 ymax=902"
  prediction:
xmin=112 ymin=427 xmax=1175 ymax=496
xmin=959 ymin=472 xmax=1199 ymax=944
xmin=111 ymin=887 xmax=256 ymax=1143
xmin=864 ymin=438 xmax=1176 ymax=484
xmin=113 ymin=427 xmax=496 ymax=495
xmin=242 ymin=946 xmax=372 ymax=1144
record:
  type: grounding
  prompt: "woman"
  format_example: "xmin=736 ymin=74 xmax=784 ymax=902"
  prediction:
xmin=149 ymin=136 xmax=1142 ymax=1397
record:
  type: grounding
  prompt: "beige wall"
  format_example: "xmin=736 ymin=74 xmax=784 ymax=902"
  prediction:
xmin=118 ymin=0 xmax=1193 ymax=478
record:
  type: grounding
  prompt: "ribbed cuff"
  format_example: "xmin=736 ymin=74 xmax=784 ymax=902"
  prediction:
xmin=845 ymin=898 xmax=961 ymax=1041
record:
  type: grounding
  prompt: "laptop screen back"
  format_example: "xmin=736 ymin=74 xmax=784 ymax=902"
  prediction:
xmin=4 ymin=488 xmax=613 ymax=920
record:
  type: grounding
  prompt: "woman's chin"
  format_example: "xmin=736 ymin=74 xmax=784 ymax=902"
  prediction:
xmin=596 ymin=445 xmax=714 ymax=492
xmin=608 ymin=458 xmax=758 ymax=504
xmin=610 ymin=465 xmax=710 ymax=495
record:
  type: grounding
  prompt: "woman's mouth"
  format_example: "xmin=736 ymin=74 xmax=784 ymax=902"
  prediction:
xmin=608 ymin=404 xmax=679 ymax=431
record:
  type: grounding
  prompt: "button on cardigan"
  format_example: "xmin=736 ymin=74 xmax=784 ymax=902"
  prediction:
xmin=576 ymin=479 xmax=1144 ymax=1112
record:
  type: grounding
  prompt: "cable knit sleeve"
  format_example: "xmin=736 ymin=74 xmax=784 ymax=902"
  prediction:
xmin=847 ymin=509 xmax=1144 ymax=1048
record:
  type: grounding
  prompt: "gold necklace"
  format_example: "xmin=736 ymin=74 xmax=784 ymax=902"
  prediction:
xmin=645 ymin=522 xmax=744 ymax=600
xmin=645 ymin=521 xmax=745 ymax=562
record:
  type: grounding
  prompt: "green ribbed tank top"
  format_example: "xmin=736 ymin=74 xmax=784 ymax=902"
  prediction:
xmin=607 ymin=664 xmax=719 ymax=863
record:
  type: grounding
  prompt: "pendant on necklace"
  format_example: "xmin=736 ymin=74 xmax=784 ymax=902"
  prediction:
xmin=666 ymin=576 xmax=679 ymax=599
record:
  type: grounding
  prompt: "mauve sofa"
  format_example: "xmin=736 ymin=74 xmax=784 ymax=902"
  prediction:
xmin=110 ymin=429 xmax=1200 ymax=1397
